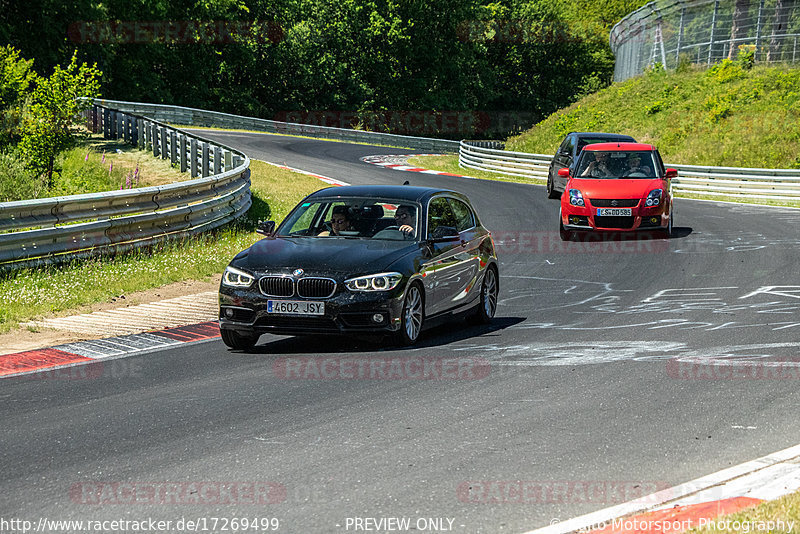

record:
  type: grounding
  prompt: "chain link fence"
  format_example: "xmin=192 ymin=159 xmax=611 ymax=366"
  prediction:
xmin=611 ymin=0 xmax=800 ymax=81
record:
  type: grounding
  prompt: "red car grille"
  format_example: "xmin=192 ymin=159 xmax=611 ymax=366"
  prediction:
xmin=594 ymin=216 xmax=635 ymax=229
xmin=590 ymin=199 xmax=639 ymax=208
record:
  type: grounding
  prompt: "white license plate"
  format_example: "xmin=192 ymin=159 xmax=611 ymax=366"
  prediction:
xmin=267 ymin=300 xmax=325 ymax=315
xmin=596 ymin=208 xmax=632 ymax=217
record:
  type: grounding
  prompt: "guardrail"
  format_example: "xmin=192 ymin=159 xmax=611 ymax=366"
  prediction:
xmin=458 ymin=141 xmax=800 ymax=201
xmin=94 ymin=99 xmax=461 ymax=153
xmin=0 ymin=103 xmax=252 ymax=271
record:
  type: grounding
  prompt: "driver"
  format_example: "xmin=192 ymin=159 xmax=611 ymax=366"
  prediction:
xmin=581 ymin=151 xmax=614 ymax=178
xmin=394 ymin=205 xmax=416 ymax=237
xmin=625 ymin=154 xmax=649 ymax=176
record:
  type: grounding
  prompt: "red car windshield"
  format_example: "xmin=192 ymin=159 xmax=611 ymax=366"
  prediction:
xmin=575 ymin=151 xmax=657 ymax=179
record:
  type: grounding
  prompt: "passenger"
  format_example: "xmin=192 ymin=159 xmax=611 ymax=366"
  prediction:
xmin=581 ymin=151 xmax=614 ymax=178
xmin=394 ymin=205 xmax=416 ymax=237
xmin=318 ymin=205 xmax=352 ymax=236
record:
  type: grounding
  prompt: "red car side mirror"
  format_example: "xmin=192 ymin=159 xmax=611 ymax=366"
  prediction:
xmin=665 ymin=168 xmax=677 ymax=179
xmin=557 ymin=168 xmax=570 ymax=177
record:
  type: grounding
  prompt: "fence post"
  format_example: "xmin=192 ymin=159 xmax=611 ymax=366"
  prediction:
xmin=201 ymin=142 xmax=210 ymax=177
xmin=190 ymin=138 xmax=199 ymax=178
xmin=131 ymin=117 xmax=138 ymax=146
xmin=224 ymin=150 xmax=232 ymax=171
xmin=755 ymin=0 xmax=765 ymax=61
xmin=676 ymin=7 xmax=685 ymax=63
xmin=708 ymin=0 xmax=719 ymax=66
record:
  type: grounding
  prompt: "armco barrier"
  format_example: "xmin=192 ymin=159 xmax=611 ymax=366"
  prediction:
xmin=94 ymin=99 xmax=461 ymax=153
xmin=0 ymin=103 xmax=251 ymax=271
xmin=458 ymin=141 xmax=800 ymax=201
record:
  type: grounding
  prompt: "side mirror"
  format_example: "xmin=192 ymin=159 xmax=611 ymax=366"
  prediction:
xmin=429 ymin=226 xmax=460 ymax=242
xmin=256 ymin=220 xmax=276 ymax=236
xmin=557 ymin=167 xmax=570 ymax=178
xmin=665 ymin=168 xmax=678 ymax=179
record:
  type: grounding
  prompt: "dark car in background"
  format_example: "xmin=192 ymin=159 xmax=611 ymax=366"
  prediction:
xmin=547 ymin=132 xmax=636 ymax=199
xmin=219 ymin=185 xmax=499 ymax=351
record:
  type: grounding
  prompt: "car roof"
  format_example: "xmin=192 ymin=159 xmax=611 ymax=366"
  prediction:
xmin=582 ymin=142 xmax=655 ymax=151
xmin=572 ymin=132 xmax=636 ymax=140
xmin=306 ymin=184 xmax=460 ymax=203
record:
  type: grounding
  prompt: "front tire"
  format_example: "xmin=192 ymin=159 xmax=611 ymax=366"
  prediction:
xmin=547 ymin=173 xmax=560 ymax=199
xmin=559 ymin=217 xmax=573 ymax=241
xmin=221 ymin=328 xmax=259 ymax=351
xmin=472 ymin=266 xmax=498 ymax=324
xmin=395 ymin=282 xmax=424 ymax=346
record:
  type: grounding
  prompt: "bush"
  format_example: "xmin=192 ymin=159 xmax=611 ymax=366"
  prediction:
xmin=0 ymin=148 xmax=43 ymax=201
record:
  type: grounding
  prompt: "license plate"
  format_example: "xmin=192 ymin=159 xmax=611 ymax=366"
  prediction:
xmin=267 ymin=300 xmax=325 ymax=315
xmin=596 ymin=208 xmax=632 ymax=217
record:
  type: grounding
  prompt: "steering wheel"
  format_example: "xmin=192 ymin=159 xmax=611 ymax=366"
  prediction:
xmin=621 ymin=170 xmax=647 ymax=178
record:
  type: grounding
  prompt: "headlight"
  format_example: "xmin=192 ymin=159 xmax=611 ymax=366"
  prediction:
xmin=645 ymin=189 xmax=663 ymax=207
xmin=222 ymin=266 xmax=255 ymax=288
xmin=569 ymin=189 xmax=585 ymax=207
xmin=345 ymin=272 xmax=403 ymax=292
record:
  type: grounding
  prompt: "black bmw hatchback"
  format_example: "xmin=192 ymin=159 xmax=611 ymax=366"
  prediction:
xmin=219 ymin=185 xmax=499 ymax=351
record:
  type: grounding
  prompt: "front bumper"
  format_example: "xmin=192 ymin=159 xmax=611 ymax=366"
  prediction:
xmin=562 ymin=203 xmax=669 ymax=232
xmin=219 ymin=283 xmax=406 ymax=337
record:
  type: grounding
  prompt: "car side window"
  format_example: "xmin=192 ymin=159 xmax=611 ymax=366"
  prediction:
xmin=563 ymin=135 xmax=576 ymax=156
xmin=448 ymin=199 xmax=475 ymax=232
xmin=283 ymin=202 xmax=326 ymax=235
xmin=427 ymin=198 xmax=458 ymax=239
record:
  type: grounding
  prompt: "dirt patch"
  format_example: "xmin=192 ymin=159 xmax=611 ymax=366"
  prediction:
xmin=0 ymin=276 xmax=221 ymax=356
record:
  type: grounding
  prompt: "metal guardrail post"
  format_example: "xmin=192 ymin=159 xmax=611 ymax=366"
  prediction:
xmin=214 ymin=146 xmax=222 ymax=174
xmin=170 ymin=131 xmax=177 ymax=165
xmin=160 ymin=126 xmax=168 ymax=160
xmin=180 ymin=134 xmax=187 ymax=173
xmin=224 ymin=150 xmax=232 ymax=172
xmin=190 ymin=138 xmax=198 ymax=178
xmin=152 ymin=124 xmax=159 ymax=157
xmin=201 ymin=142 xmax=210 ymax=178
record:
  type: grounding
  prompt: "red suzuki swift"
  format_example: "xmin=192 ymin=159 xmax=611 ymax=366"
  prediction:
xmin=558 ymin=143 xmax=676 ymax=240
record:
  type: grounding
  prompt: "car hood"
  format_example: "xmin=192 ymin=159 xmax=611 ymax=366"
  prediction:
xmin=232 ymin=237 xmax=419 ymax=276
xmin=569 ymin=178 xmax=664 ymax=198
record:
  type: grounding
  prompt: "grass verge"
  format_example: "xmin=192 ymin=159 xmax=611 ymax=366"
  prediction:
xmin=0 ymin=159 xmax=326 ymax=334
xmin=688 ymin=490 xmax=800 ymax=534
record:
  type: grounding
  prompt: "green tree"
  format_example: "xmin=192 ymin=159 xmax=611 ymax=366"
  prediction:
xmin=19 ymin=52 xmax=101 ymax=188
xmin=0 ymin=45 xmax=35 ymax=147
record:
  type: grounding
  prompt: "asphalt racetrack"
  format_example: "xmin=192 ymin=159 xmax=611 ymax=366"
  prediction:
xmin=2 ymin=131 xmax=800 ymax=533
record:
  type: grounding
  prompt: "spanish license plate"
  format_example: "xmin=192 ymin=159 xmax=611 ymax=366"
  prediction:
xmin=267 ymin=300 xmax=325 ymax=315
xmin=596 ymin=208 xmax=632 ymax=217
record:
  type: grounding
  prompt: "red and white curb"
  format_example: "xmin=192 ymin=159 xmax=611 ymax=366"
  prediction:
xmin=523 ymin=443 xmax=800 ymax=534
xmin=361 ymin=154 xmax=476 ymax=179
xmin=0 ymin=322 xmax=221 ymax=379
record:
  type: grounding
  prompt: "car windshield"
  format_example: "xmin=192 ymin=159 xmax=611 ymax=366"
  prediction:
xmin=575 ymin=150 xmax=658 ymax=179
xmin=277 ymin=197 xmax=422 ymax=241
